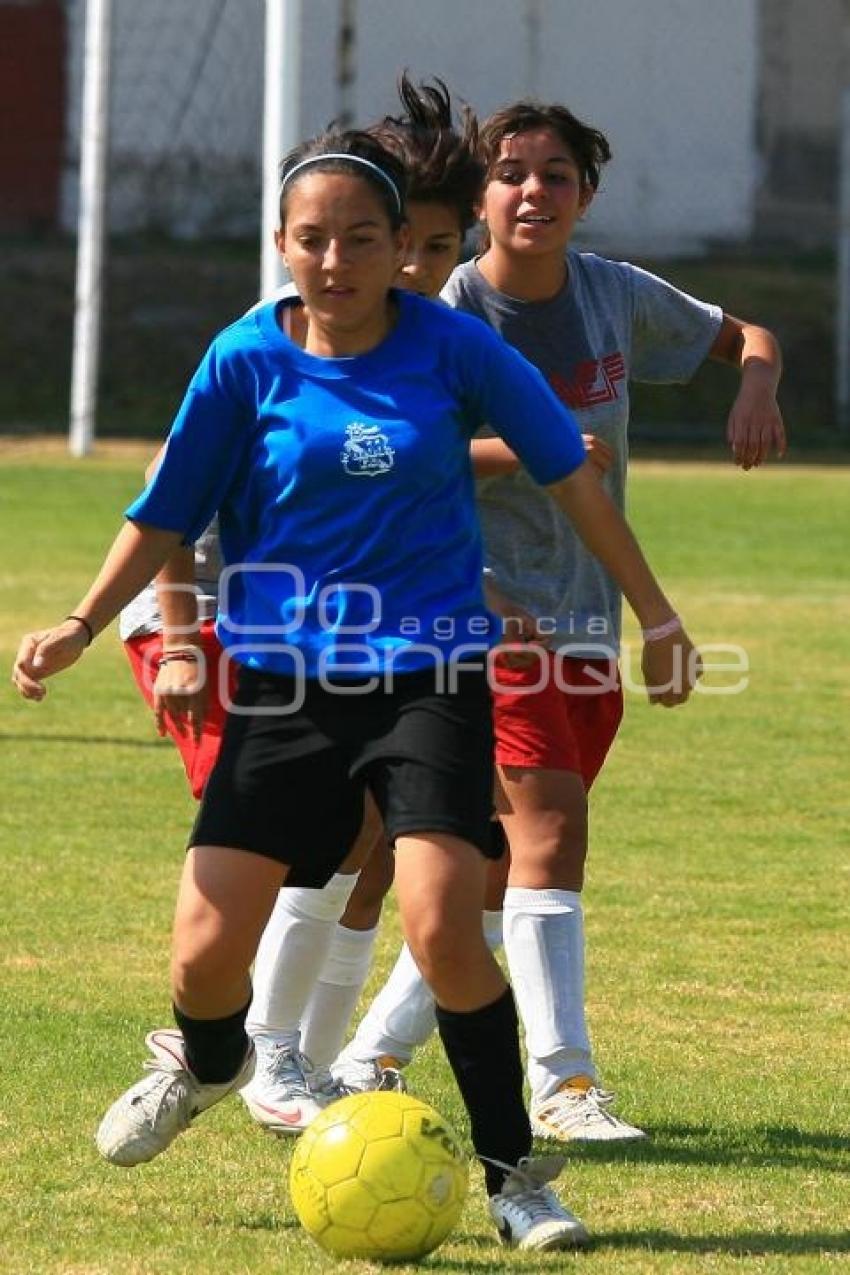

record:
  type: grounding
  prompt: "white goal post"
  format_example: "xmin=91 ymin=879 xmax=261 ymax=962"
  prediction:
xmin=67 ymin=0 xmax=303 ymax=455
xmin=261 ymin=0 xmax=303 ymax=298
xmin=68 ymin=0 xmax=112 ymax=458
xmin=837 ymin=84 xmax=850 ymax=434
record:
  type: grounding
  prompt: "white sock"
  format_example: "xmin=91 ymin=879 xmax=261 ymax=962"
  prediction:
xmin=299 ymin=924 xmax=378 ymax=1068
xmin=246 ymin=872 xmax=360 ymax=1046
xmin=502 ymin=886 xmax=596 ymax=1104
xmin=336 ymin=912 xmax=504 ymax=1070
xmin=336 ymin=940 xmax=433 ymax=1068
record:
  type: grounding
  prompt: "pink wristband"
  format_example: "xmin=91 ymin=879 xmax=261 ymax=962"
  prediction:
xmin=642 ymin=613 xmax=683 ymax=642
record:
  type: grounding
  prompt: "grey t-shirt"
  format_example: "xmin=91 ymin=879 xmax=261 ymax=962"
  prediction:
xmin=441 ymin=252 xmax=722 ymax=655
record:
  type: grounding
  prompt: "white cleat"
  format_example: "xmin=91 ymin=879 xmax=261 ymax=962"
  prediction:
xmin=96 ymin=1028 xmax=255 ymax=1167
xmin=531 ymin=1082 xmax=647 ymax=1143
xmin=240 ymin=1038 xmax=338 ymax=1136
xmin=488 ymin=1155 xmax=591 ymax=1251
xmin=331 ymin=1053 xmax=407 ymax=1096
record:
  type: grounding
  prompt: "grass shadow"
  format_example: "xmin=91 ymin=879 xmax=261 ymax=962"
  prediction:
xmin=558 ymin=1122 xmax=850 ymax=1174
xmin=406 ymin=1225 xmax=850 ymax=1270
xmin=432 ymin=1230 xmax=590 ymax=1268
xmin=599 ymin=1228 xmax=850 ymax=1256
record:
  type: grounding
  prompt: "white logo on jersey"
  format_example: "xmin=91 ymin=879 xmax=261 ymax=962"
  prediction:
xmin=340 ymin=422 xmax=395 ymax=476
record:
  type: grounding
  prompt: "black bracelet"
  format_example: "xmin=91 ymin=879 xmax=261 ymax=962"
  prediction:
xmin=157 ymin=651 xmax=199 ymax=669
xmin=66 ymin=615 xmax=94 ymax=646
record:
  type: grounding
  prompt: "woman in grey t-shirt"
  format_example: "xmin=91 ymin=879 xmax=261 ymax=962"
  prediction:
xmin=334 ymin=99 xmax=784 ymax=1146
xmin=448 ymin=100 xmax=785 ymax=1143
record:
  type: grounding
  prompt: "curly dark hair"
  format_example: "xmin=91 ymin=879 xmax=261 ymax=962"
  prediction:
xmin=480 ymin=100 xmax=612 ymax=191
xmin=369 ymin=72 xmax=485 ymax=232
xmin=278 ymin=128 xmax=408 ymax=229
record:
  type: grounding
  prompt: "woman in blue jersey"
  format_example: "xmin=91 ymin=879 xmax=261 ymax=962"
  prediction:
xmin=12 ymin=127 xmax=698 ymax=1252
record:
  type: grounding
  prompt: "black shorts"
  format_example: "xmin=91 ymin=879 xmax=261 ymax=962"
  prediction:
xmin=190 ymin=664 xmax=496 ymax=887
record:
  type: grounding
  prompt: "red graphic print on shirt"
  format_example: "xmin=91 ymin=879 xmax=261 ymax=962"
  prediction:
xmin=550 ymin=353 xmax=626 ymax=409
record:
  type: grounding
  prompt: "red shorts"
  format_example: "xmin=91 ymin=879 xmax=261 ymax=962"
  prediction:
xmin=491 ymin=652 xmax=623 ymax=790
xmin=123 ymin=621 xmax=236 ymax=800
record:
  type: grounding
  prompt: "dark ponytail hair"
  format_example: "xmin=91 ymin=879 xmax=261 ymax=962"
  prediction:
xmin=369 ymin=72 xmax=484 ymax=233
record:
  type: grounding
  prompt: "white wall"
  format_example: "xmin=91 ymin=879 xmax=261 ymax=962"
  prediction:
xmin=63 ymin=0 xmax=759 ymax=254
xmin=298 ymin=0 xmax=759 ymax=255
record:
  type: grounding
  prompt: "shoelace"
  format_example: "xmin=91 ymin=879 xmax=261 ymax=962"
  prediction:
xmin=502 ymin=1182 xmax=563 ymax=1225
xmin=265 ymin=1046 xmax=314 ymax=1098
xmin=535 ymin=1087 xmax=618 ymax=1132
xmin=482 ymin=1153 xmax=566 ymax=1209
xmin=309 ymin=1067 xmax=345 ymax=1100
xmin=376 ymin=1066 xmax=406 ymax=1092
xmin=133 ymin=1064 xmax=194 ymax=1126
xmin=334 ymin=1066 xmax=373 ymax=1097
xmin=335 ymin=1058 xmax=395 ymax=1095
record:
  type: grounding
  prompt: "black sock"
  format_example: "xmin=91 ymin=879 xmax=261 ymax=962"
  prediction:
xmin=172 ymin=1000 xmax=251 ymax=1084
xmin=436 ymin=987 xmax=531 ymax=1195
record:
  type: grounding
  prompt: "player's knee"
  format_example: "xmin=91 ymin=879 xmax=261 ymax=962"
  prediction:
xmin=170 ymin=943 xmax=247 ymax=1006
xmin=514 ymin=808 xmax=587 ymax=868
xmin=406 ymin=918 xmax=481 ymax=994
xmin=549 ymin=831 xmax=588 ymax=875
xmin=404 ymin=914 xmax=444 ymax=978
xmin=509 ymin=826 xmax=587 ymax=890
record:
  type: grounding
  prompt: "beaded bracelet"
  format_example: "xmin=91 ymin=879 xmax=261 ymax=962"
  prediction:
xmin=65 ymin=614 xmax=94 ymax=646
xmin=641 ymin=613 xmax=683 ymax=643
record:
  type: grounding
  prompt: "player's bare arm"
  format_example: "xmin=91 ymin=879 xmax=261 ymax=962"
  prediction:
xmin=153 ymin=544 xmax=208 ymax=743
xmin=142 ymin=441 xmax=210 ymax=740
xmin=546 ymin=462 xmax=701 ymax=706
xmin=482 ymin=573 xmax=549 ymax=670
xmin=12 ymin=521 xmax=181 ymax=700
xmin=710 ymin=313 xmax=786 ymax=470
xmin=471 ymin=433 xmax=613 ymax=479
xmin=470 ymin=436 xmax=520 ymax=477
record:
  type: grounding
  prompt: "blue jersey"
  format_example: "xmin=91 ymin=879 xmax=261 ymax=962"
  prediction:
xmin=127 ymin=290 xmax=586 ymax=677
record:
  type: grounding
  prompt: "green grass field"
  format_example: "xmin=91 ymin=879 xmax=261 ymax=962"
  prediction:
xmin=1 ymin=445 xmax=847 ymax=1274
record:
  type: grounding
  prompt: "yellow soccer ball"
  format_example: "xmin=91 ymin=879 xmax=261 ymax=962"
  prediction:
xmin=289 ymin=1090 xmax=469 ymax=1261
